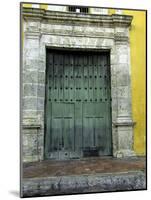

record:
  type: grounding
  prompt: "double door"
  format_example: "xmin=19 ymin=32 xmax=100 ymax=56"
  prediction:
xmin=45 ymin=50 xmax=112 ymax=160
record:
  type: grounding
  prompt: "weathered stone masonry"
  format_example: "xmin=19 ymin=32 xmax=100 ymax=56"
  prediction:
xmin=22 ymin=7 xmax=135 ymax=162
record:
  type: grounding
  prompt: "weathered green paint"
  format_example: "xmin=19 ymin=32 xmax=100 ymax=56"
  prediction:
xmin=45 ymin=50 xmax=112 ymax=160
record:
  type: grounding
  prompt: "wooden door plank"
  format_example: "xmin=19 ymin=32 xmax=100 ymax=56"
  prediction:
xmin=58 ymin=54 xmax=64 ymax=102
xmin=69 ymin=54 xmax=74 ymax=102
xmin=83 ymin=117 xmax=94 ymax=148
xmin=88 ymin=55 xmax=94 ymax=102
xmin=64 ymin=54 xmax=69 ymax=102
xmin=79 ymin=55 xmax=83 ymax=102
xmin=93 ymin=54 xmax=98 ymax=101
xmin=83 ymin=55 xmax=88 ymax=102
xmin=74 ymin=102 xmax=82 ymax=151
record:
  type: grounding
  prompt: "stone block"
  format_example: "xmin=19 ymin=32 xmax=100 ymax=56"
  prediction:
xmin=116 ymin=71 xmax=130 ymax=86
xmin=23 ymin=84 xmax=37 ymax=96
xmin=23 ymin=97 xmax=37 ymax=110
xmin=117 ymin=127 xmax=133 ymax=149
xmin=38 ymin=85 xmax=45 ymax=97
xmin=22 ymin=110 xmax=37 ymax=118
xmin=23 ymin=129 xmax=38 ymax=135
xmin=37 ymin=98 xmax=45 ymax=110
xmin=119 ymin=54 xmax=128 ymax=64
xmin=24 ymin=48 xmax=39 ymax=59
xmin=23 ymin=70 xmax=38 ymax=84
xmin=38 ymin=72 xmax=45 ymax=84
xmin=26 ymin=21 xmax=41 ymax=32
xmin=25 ymin=38 xmax=39 ymax=49
xmin=117 ymin=86 xmax=129 ymax=98
xmin=23 ymin=155 xmax=39 ymax=162
xmin=24 ymin=59 xmax=40 ymax=70
xmin=117 ymin=97 xmax=131 ymax=116
xmin=23 ymin=133 xmax=39 ymax=160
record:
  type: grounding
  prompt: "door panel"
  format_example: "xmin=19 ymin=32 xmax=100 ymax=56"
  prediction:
xmin=83 ymin=102 xmax=107 ymax=155
xmin=45 ymin=50 xmax=112 ymax=160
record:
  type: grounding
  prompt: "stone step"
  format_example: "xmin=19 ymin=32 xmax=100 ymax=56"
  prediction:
xmin=21 ymin=171 xmax=146 ymax=197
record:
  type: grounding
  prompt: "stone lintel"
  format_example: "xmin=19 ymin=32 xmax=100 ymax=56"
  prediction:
xmin=22 ymin=7 xmax=133 ymax=28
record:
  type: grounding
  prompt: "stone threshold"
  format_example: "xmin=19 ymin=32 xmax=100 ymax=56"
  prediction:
xmin=21 ymin=170 xmax=146 ymax=197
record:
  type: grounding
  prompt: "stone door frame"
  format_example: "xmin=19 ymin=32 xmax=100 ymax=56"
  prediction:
xmin=22 ymin=8 xmax=135 ymax=162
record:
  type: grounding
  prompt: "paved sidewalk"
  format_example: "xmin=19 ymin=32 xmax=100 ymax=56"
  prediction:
xmin=23 ymin=156 xmax=146 ymax=178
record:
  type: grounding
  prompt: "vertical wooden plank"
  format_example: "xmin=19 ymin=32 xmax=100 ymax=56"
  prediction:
xmin=77 ymin=55 xmax=81 ymax=101
xmin=69 ymin=117 xmax=75 ymax=151
xmin=103 ymin=54 xmax=108 ymax=100
xmin=94 ymin=103 xmax=105 ymax=153
xmin=52 ymin=118 xmax=62 ymax=152
xmin=68 ymin=103 xmax=75 ymax=152
xmin=83 ymin=117 xmax=94 ymax=148
xmin=95 ymin=55 xmax=101 ymax=101
xmin=63 ymin=118 xmax=74 ymax=150
xmin=64 ymin=54 xmax=69 ymax=102
xmin=97 ymin=55 xmax=103 ymax=101
xmin=78 ymin=55 xmax=83 ymax=101
xmin=88 ymin=55 xmax=94 ymax=102
xmin=95 ymin=117 xmax=104 ymax=152
xmin=102 ymin=55 xmax=108 ymax=102
xmin=74 ymin=54 xmax=78 ymax=101
xmin=58 ymin=54 xmax=64 ymax=102
xmin=93 ymin=54 xmax=98 ymax=101
xmin=74 ymin=54 xmax=83 ymax=154
xmin=52 ymin=103 xmax=63 ymax=151
xmin=63 ymin=103 xmax=74 ymax=151
xmin=83 ymin=54 xmax=88 ymax=101
xmin=83 ymin=103 xmax=95 ymax=148
xmin=75 ymin=102 xmax=82 ymax=152
xmin=69 ymin=54 xmax=74 ymax=102
xmin=53 ymin=53 xmax=59 ymax=102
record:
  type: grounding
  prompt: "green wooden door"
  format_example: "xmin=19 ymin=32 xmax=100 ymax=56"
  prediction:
xmin=45 ymin=50 xmax=112 ymax=160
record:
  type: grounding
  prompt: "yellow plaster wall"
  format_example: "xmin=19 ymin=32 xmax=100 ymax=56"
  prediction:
xmin=123 ymin=10 xmax=146 ymax=155
xmin=22 ymin=3 xmax=32 ymax=8
xmin=108 ymin=8 xmax=115 ymax=15
xmin=40 ymin=4 xmax=48 ymax=9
